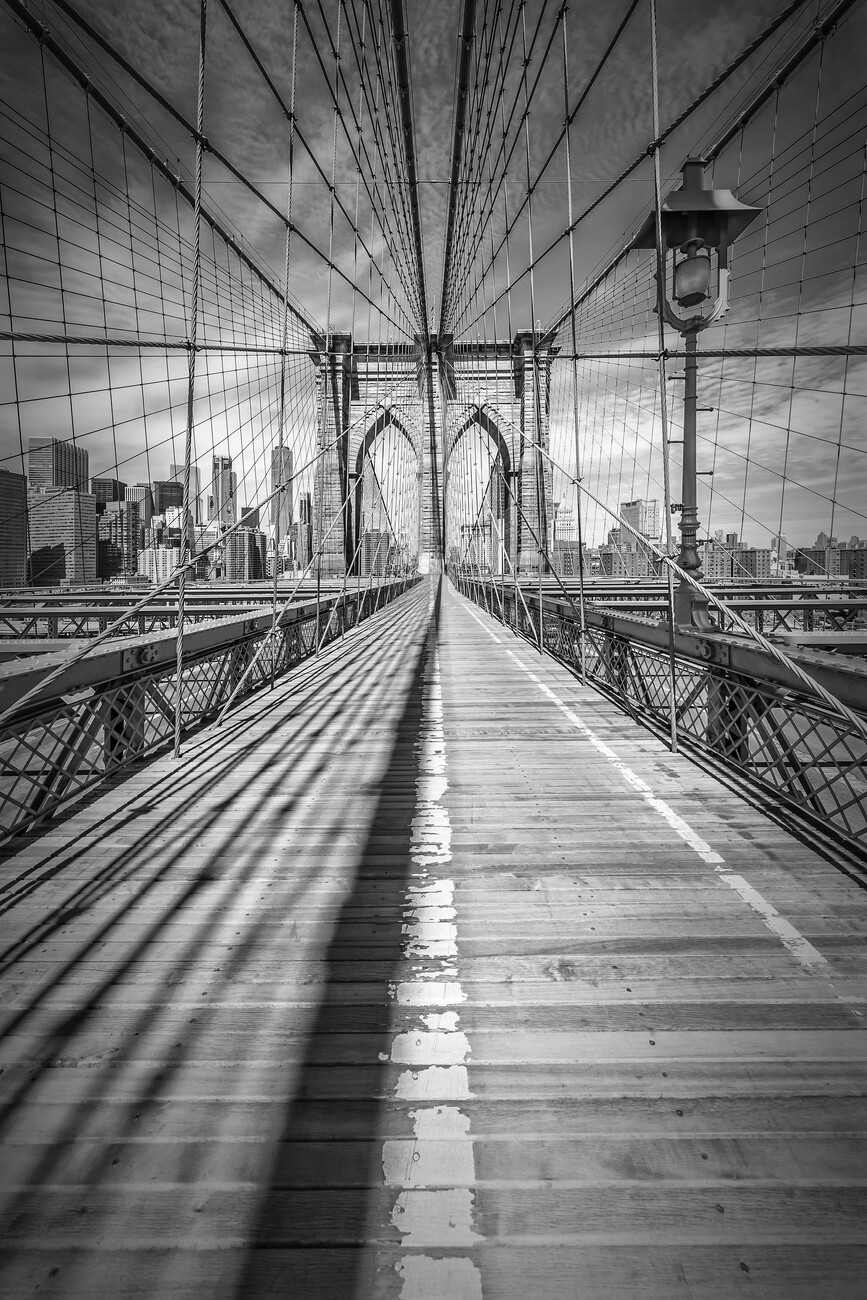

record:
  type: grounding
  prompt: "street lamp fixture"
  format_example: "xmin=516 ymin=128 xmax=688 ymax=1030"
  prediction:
xmin=633 ymin=157 xmax=761 ymax=626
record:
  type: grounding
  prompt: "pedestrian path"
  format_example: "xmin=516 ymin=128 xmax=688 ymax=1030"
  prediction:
xmin=0 ymin=576 xmax=865 ymax=1298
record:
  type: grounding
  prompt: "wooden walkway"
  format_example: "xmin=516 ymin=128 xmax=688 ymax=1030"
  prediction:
xmin=1 ymin=576 xmax=866 ymax=1298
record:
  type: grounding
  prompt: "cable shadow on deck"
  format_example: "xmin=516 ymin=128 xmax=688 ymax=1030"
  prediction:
xmin=232 ymin=584 xmax=440 ymax=1299
xmin=0 ymin=587 xmax=435 ymax=1287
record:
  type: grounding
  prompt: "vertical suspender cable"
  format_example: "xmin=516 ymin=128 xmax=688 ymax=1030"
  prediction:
xmin=778 ymin=35 xmax=825 ymax=550
xmin=272 ymin=0 xmax=300 ymax=686
xmin=175 ymin=0 xmax=208 ymax=759
xmin=520 ymin=0 xmax=547 ymax=652
xmin=317 ymin=0 xmax=343 ymax=653
xmin=561 ymin=7 xmax=586 ymax=683
xmin=649 ymin=0 xmax=678 ymax=754
xmin=343 ymin=4 xmax=367 ymax=625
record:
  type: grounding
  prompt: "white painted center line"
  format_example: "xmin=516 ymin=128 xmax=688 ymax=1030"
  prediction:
xmin=459 ymin=595 xmax=829 ymax=974
xmin=383 ymin=612 xmax=482 ymax=1299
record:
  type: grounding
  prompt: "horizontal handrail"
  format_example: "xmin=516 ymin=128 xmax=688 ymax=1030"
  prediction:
xmin=457 ymin=576 xmax=867 ymax=862
xmin=0 ymin=578 xmax=420 ymax=843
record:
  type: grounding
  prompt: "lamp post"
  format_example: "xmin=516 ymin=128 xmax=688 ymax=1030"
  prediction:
xmin=633 ymin=158 xmax=761 ymax=627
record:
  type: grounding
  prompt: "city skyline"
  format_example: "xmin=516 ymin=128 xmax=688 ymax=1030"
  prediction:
xmin=6 ymin=442 xmax=864 ymax=590
xmin=1 ymin=437 xmax=408 ymax=587
xmin=2 ymin=2 xmax=862 ymax=559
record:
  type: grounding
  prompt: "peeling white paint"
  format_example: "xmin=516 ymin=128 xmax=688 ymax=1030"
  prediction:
xmin=394 ymin=1063 xmax=470 ymax=1101
xmin=398 ymin=1256 xmax=483 ymax=1300
xmin=394 ymin=981 xmax=466 ymax=1006
xmin=392 ymin=1187 xmax=482 ymax=1245
xmin=420 ymin=1011 xmax=460 ymax=1032
xmin=384 ymin=631 xmax=482 ymax=1298
xmin=391 ymin=1030 xmax=471 ymax=1066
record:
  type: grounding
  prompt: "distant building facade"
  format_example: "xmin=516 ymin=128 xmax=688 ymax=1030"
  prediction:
xmin=127 ymin=485 xmax=154 ymax=531
xmin=97 ymin=501 xmax=140 ymax=579
xmin=139 ymin=545 xmax=180 ymax=584
xmin=619 ymin=498 xmax=660 ymax=542
xmin=28 ymin=487 xmax=96 ymax=585
xmin=169 ymin=463 xmax=202 ymax=524
xmin=270 ymin=446 xmax=294 ymax=544
xmin=91 ymin=477 xmax=126 ymax=506
xmin=361 ymin=529 xmax=389 ymax=577
xmin=152 ymin=480 xmax=184 ymax=516
xmin=0 ymin=468 xmax=28 ymax=587
xmin=209 ymin=455 xmax=236 ymax=527
xmin=28 ymin=437 xmax=88 ymax=490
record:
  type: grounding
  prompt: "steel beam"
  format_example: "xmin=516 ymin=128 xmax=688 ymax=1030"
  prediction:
xmin=532 ymin=593 xmax=867 ymax=715
xmin=0 ymin=583 xmax=410 ymax=721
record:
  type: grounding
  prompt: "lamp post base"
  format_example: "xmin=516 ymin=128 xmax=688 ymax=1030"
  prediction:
xmin=674 ymin=575 xmax=711 ymax=629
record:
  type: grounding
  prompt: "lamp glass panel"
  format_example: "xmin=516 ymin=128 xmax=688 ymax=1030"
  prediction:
xmin=675 ymin=253 xmax=711 ymax=304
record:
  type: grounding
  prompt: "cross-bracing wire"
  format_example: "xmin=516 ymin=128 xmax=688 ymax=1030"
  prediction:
xmin=488 ymin=428 xmax=867 ymax=747
xmin=9 ymin=0 xmax=414 ymax=337
xmin=482 ymin=0 xmax=826 ymax=341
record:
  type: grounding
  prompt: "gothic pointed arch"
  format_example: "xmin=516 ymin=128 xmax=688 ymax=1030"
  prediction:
xmin=352 ymin=407 xmax=421 ymax=573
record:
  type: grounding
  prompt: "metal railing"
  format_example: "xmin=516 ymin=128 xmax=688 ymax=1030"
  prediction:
xmin=0 ymin=578 xmax=419 ymax=843
xmin=456 ymin=576 xmax=867 ymax=862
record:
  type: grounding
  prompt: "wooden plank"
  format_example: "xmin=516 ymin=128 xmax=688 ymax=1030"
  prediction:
xmin=1 ymin=578 xmax=866 ymax=1299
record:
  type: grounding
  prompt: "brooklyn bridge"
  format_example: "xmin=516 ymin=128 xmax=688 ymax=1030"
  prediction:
xmin=0 ymin=1 xmax=866 ymax=1296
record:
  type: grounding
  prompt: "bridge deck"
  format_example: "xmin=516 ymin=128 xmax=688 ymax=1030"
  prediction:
xmin=1 ymin=578 xmax=866 ymax=1298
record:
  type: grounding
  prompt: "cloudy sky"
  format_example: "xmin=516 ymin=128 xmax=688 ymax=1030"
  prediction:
xmin=1 ymin=0 xmax=865 ymax=554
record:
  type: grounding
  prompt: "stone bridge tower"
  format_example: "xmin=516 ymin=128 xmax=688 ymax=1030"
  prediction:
xmin=313 ymin=332 xmax=556 ymax=578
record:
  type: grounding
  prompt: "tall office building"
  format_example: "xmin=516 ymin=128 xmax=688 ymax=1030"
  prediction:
xmin=361 ymin=529 xmax=389 ymax=577
xmin=555 ymin=504 xmax=577 ymax=541
xmin=169 ymin=463 xmax=202 ymax=524
xmin=145 ymin=507 xmax=192 ymax=552
xmin=97 ymin=501 xmax=140 ymax=579
xmin=138 ymin=546 xmax=181 ymax=584
xmin=292 ymin=491 xmax=313 ymax=568
xmin=209 ymin=455 xmax=236 ymax=527
xmin=270 ymin=446 xmax=294 ymax=543
xmin=28 ymin=437 xmax=88 ymax=490
xmin=224 ymin=528 xmax=266 ymax=581
xmin=0 ymin=468 xmax=27 ymax=587
xmin=91 ymin=477 xmax=126 ymax=507
xmin=27 ymin=487 xmax=96 ymax=585
xmin=127 ymin=484 xmax=154 ymax=529
xmin=619 ymin=498 xmax=660 ymax=540
xmin=152 ymin=480 xmax=185 ymax=515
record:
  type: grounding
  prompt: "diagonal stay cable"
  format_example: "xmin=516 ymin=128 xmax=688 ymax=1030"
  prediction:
xmin=458 ymin=0 xmax=813 ymax=340
xmin=10 ymin=0 xmax=409 ymax=337
xmin=216 ymin=0 xmax=411 ymax=321
xmin=461 ymin=0 xmax=642 ymax=333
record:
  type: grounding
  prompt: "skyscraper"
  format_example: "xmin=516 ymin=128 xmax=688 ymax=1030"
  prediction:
xmin=209 ymin=455 xmax=236 ymax=528
xmin=127 ymin=485 xmax=154 ymax=529
xmin=27 ymin=488 xmax=96 ymax=586
xmin=27 ymin=440 xmax=95 ymax=586
xmin=0 ymin=468 xmax=27 ymax=587
xmin=91 ymin=477 xmax=126 ymax=506
xmin=28 ymin=437 xmax=88 ymax=490
xmin=152 ymin=480 xmax=185 ymax=515
xmin=293 ymin=491 xmax=313 ymax=567
xmin=619 ymin=498 xmax=660 ymax=540
xmin=97 ymin=501 xmax=140 ymax=579
xmin=270 ymin=446 xmax=294 ymax=543
xmin=169 ymin=462 xmax=202 ymax=525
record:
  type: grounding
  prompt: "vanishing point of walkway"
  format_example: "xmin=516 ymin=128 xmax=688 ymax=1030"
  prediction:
xmin=0 ymin=578 xmax=866 ymax=1298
